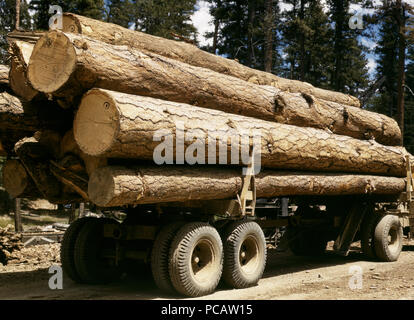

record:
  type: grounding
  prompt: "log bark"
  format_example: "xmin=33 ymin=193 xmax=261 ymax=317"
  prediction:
xmin=3 ymin=159 xmax=41 ymax=199
xmin=89 ymin=166 xmax=406 ymax=207
xmin=9 ymin=41 xmax=39 ymax=101
xmin=74 ymin=89 xmax=410 ymax=177
xmin=0 ymin=65 xmax=9 ymax=86
xmin=61 ymin=13 xmax=360 ymax=108
xmin=28 ymin=32 xmax=400 ymax=145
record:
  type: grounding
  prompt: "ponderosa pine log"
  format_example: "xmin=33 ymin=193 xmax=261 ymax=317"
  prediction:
xmin=3 ymin=159 xmax=41 ymax=199
xmin=74 ymin=89 xmax=410 ymax=177
xmin=60 ymin=13 xmax=360 ymax=108
xmin=0 ymin=65 xmax=9 ymax=86
xmin=28 ymin=32 xmax=401 ymax=145
xmin=88 ymin=166 xmax=406 ymax=207
xmin=9 ymin=41 xmax=39 ymax=101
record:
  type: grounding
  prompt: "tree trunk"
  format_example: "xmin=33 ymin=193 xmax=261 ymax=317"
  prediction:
xmin=396 ymin=0 xmax=406 ymax=141
xmin=3 ymin=159 xmax=41 ymax=199
xmin=9 ymin=40 xmax=40 ymax=102
xmin=0 ymin=65 xmax=9 ymax=86
xmin=60 ymin=13 xmax=361 ymax=108
xmin=15 ymin=0 xmax=21 ymax=31
xmin=29 ymin=32 xmax=400 ymax=145
xmin=74 ymin=89 xmax=409 ymax=177
xmin=89 ymin=166 xmax=406 ymax=207
xmin=264 ymin=0 xmax=274 ymax=73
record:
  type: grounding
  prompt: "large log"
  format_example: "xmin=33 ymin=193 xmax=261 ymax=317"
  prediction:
xmin=61 ymin=13 xmax=360 ymax=108
xmin=74 ymin=89 xmax=410 ymax=177
xmin=28 ymin=32 xmax=401 ymax=145
xmin=9 ymin=40 xmax=39 ymax=101
xmin=3 ymin=159 xmax=41 ymax=199
xmin=89 ymin=166 xmax=406 ymax=207
xmin=0 ymin=65 xmax=9 ymax=86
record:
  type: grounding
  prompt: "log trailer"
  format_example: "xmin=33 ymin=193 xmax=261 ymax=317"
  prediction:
xmin=61 ymin=156 xmax=414 ymax=298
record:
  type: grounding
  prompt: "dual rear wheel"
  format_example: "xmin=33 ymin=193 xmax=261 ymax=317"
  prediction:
xmin=151 ymin=220 xmax=267 ymax=297
xmin=61 ymin=218 xmax=121 ymax=284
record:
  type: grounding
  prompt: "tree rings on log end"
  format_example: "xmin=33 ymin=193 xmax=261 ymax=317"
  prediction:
xmin=74 ymin=89 xmax=120 ymax=156
xmin=27 ymin=30 xmax=76 ymax=94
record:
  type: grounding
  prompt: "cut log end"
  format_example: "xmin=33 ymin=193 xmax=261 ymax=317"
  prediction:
xmin=27 ymin=31 xmax=76 ymax=94
xmin=74 ymin=89 xmax=120 ymax=156
xmin=62 ymin=15 xmax=81 ymax=34
xmin=88 ymin=166 xmax=122 ymax=207
xmin=3 ymin=160 xmax=31 ymax=198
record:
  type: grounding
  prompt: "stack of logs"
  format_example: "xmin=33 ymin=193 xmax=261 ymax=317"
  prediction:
xmin=0 ymin=13 xmax=412 ymax=209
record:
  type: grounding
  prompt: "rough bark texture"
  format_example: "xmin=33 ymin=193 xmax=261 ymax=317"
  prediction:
xmin=29 ymin=32 xmax=400 ymax=145
xmin=3 ymin=159 xmax=41 ymax=199
xmin=0 ymin=65 xmax=9 ymax=86
xmin=74 ymin=89 xmax=410 ymax=177
xmin=9 ymin=41 xmax=39 ymax=101
xmin=61 ymin=13 xmax=360 ymax=108
xmin=88 ymin=166 xmax=406 ymax=207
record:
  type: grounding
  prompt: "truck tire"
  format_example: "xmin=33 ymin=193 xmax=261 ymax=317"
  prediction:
xmin=286 ymin=227 xmax=327 ymax=256
xmin=61 ymin=217 xmax=94 ymax=283
xmin=374 ymin=215 xmax=403 ymax=262
xmin=361 ymin=209 xmax=381 ymax=260
xmin=74 ymin=218 xmax=121 ymax=284
xmin=222 ymin=221 xmax=267 ymax=289
xmin=169 ymin=223 xmax=223 ymax=297
xmin=151 ymin=222 xmax=184 ymax=294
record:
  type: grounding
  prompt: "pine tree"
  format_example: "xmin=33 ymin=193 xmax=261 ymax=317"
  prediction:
xmin=328 ymin=0 xmax=369 ymax=95
xmin=206 ymin=0 xmax=281 ymax=72
xmin=107 ymin=0 xmax=132 ymax=28
xmin=281 ymin=0 xmax=333 ymax=87
xmin=0 ymin=0 xmax=31 ymax=63
xmin=131 ymin=0 xmax=197 ymax=41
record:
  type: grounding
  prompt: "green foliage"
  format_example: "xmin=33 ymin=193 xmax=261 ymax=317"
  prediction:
xmin=0 ymin=0 xmax=31 ymax=63
xmin=206 ymin=0 xmax=281 ymax=72
xmin=107 ymin=0 xmax=132 ymax=28
xmin=131 ymin=0 xmax=197 ymax=41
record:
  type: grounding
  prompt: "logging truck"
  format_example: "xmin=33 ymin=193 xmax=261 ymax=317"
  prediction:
xmin=60 ymin=156 xmax=414 ymax=298
xmin=3 ymin=16 xmax=413 ymax=299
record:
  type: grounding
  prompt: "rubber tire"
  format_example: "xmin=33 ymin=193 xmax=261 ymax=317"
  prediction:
xmin=361 ymin=210 xmax=382 ymax=260
xmin=169 ymin=223 xmax=223 ymax=297
xmin=60 ymin=217 xmax=94 ymax=283
xmin=286 ymin=227 xmax=327 ymax=256
xmin=222 ymin=221 xmax=267 ymax=289
xmin=74 ymin=218 xmax=121 ymax=284
xmin=374 ymin=215 xmax=403 ymax=262
xmin=150 ymin=222 xmax=185 ymax=294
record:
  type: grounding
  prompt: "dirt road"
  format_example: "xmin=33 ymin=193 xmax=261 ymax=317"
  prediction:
xmin=1 ymin=241 xmax=414 ymax=300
